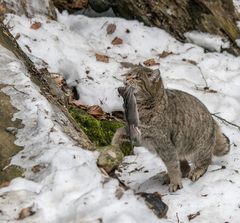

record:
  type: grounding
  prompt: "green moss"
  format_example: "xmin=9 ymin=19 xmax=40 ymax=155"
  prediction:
xmin=0 ymin=165 xmax=24 ymax=185
xmin=69 ymin=107 xmax=123 ymax=147
xmin=121 ymin=141 xmax=133 ymax=156
xmin=0 ymin=90 xmax=25 ymax=185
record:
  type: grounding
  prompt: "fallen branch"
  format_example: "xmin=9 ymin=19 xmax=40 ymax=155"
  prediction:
xmin=212 ymin=113 xmax=240 ymax=131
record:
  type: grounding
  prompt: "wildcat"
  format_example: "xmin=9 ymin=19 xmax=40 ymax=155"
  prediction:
xmin=114 ymin=66 xmax=230 ymax=192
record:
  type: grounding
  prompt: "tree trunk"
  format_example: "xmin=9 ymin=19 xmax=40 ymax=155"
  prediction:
xmin=52 ymin=0 xmax=88 ymax=12
xmin=110 ymin=0 xmax=240 ymax=55
xmin=0 ymin=21 xmax=94 ymax=150
xmin=0 ymin=0 xmax=56 ymax=19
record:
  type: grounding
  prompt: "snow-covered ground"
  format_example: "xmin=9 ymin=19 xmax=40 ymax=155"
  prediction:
xmin=1 ymin=11 xmax=240 ymax=223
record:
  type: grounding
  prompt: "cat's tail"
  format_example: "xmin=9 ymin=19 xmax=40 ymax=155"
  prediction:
xmin=213 ymin=123 xmax=230 ymax=156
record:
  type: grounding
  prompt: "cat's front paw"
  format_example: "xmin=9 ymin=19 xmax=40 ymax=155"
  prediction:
xmin=168 ymin=181 xmax=183 ymax=192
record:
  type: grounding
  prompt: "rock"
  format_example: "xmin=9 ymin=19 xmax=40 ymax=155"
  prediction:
xmin=139 ymin=192 xmax=168 ymax=218
xmin=97 ymin=145 xmax=124 ymax=173
xmin=88 ymin=0 xmax=110 ymax=13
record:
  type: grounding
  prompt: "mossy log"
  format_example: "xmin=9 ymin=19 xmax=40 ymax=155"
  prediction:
xmin=111 ymin=0 xmax=240 ymax=55
xmin=0 ymin=21 xmax=93 ymax=150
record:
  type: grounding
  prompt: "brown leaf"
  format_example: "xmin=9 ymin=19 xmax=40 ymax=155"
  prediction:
xmin=187 ymin=211 xmax=200 ymax=221
xmin=69 ymin=99 xmax=88 ymax=109
xmin=111 ymin=37 xmax=123 ymax=45
xmin=158 ymin=51 xmax=173 ymax=58
xmin=106 ymin=23 xmax=116 ymax=34
xmin=18 ymin=207 xmax=35 ymax=220
xmin=143 ymin=58 xmax=160 ymax=66
xmin=203 ymin=86 xmax=217 ymax=93
xmin=31 ymin=164 xmax=45 ymax=173
xmin=182 ymin=58 xmax=197 ymax=65
xmin=15 ymin=33 xmax=20 ymax=40
xmin=30 ymin=22 xmax=41 ymax=30
xmin=95 ymin=53 xmax=109 ymax=63
xmin=87 ymin=105 xmax=105 ymax=119
xmin=51 ymin=73 xmax=64 ymax=85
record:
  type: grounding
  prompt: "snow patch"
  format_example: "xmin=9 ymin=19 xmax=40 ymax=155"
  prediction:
xmin=184 ymin=31 xmax=230 ymax=52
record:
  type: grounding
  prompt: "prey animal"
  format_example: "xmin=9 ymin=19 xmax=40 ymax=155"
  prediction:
xmin=118 ymin=85 xmax=141 ymax=146
xmin=115 ymin=66 xmax=230 ymax=192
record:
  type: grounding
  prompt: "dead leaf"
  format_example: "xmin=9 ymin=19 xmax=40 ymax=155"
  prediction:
xmin=69 ymin=99 xmax=88 ymax=109
xmin=111 ymin=37 xmax=123 ymax=45
xmin=106 ymin=23 xmax=116 ymax=34
xmin=15 ymin=33 xmax=20 ymax=40
xmin=86 ymin=75 xmax=94 ymax=80
xmin=203 ymin=86 xmax=217 ymax=93
xmin=125 ymin=28 xmax=130 ymax=33
xmin=30 ymin=22 xmax=41 ymax=30
xmin=18 ymin=206 xmax=35 ymax=220
xmin=158 ymin=51 xmax=173 ymax=58
xmin=201 ymin=194 xmax=208 ymax=197
xmin=31 ymin=164 xmax=45 ymax=173
xmin=182 ymin=58 xmax=197 ymax=65
xmin=87 ymin=105 xmax=105 ymax=118
xmin=112 ymin=111 xmax=124 ymax=120
xmin=95 ymin=53 xmax=109 ymax=63
xmin=143 ymin=58 xmax=160 ymax=66
xmin=51 ymin=73 xmax=64 ymax=85
xmin=187 ymin=211 xmax=200 ymax=221
xmin=195 ymin=86 xmax=218 ymax=93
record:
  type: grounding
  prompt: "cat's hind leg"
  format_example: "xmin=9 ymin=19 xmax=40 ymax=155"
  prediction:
xmin=188 ymin=145 xmax=213 ymax=181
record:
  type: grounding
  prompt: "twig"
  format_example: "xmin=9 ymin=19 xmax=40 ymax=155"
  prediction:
xmin=212 ymin=113 xmax=240 ymax=130
xmin=197 ymin=66 xmax=208 ymax=88
xmin=209 ymin=165 xmax=226 ymax=172
xmin=112 ymin=75 xmax=123 ymax=82
xmin=176 ymin=212 xmax=180 ymax=223
xmin=12 ymin=86 xmax=29 ymax=95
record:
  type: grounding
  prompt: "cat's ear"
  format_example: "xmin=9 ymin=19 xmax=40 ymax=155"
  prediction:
xmin=149 ymin=69 xmax=162 ymax=95
xmin=150 ymin=69 xmax=161 ymax=82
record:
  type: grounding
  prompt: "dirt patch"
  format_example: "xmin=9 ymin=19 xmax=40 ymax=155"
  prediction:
xmin=0 ymin=85 xmax=24 ymax=185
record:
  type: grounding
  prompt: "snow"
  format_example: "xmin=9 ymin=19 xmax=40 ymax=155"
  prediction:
xmin=184 ymin=31 xmax=230 ymax=52
xmin=1 ymin=11 xmax=240 ymax=223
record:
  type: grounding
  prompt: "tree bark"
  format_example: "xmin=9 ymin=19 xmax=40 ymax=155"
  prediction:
xmin=111 ymin=0 xmax=240 ymax=55
xmin=0 ymin=0 xmax=56 ymax=20
xmin=0 ymin=21 xmax=94 ymax=150
xmin=52 ymin=0 xmax=88 ymax=12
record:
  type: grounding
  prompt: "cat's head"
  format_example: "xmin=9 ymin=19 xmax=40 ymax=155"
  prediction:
xmin=124 ymin=66 xmax=163 ymax=101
